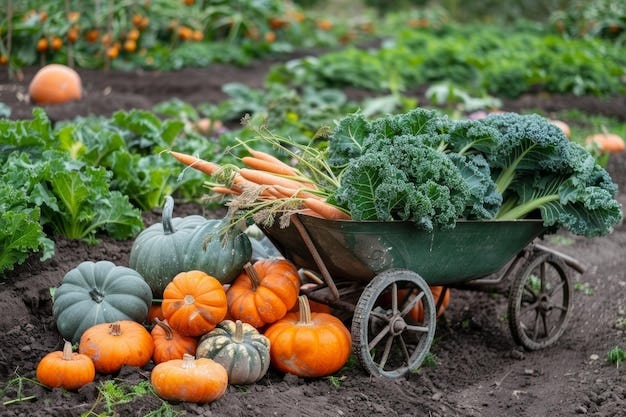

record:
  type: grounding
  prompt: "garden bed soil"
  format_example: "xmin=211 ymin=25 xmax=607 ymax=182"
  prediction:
xmin=0 ymin=58 xmax=625 ymax=417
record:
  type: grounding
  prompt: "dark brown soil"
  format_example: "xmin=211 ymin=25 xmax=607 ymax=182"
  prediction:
xmin=0 ymin=57 xmax=625 ymax=417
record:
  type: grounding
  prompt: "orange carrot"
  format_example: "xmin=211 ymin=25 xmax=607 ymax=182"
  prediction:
xmin=169 ymin=151 xmax=220 ymax=176
xmin=272 ymin=184 xmax=318 ymax=200
xmin=241 ymin=156 xmax=297 ymax=176
xmin=211 ymin=186 xmax=239 ymax=195
xmin=238 ymin=168 xmax=306 ymax=190
xmin=303 ymin=198 xmax=350 ymax=220
xmin=248 ymin=149 xmax=290 ymax=166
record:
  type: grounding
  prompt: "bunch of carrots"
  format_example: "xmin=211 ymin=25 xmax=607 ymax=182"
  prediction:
xmin=169 ymin=149 xmax=350 ymax=221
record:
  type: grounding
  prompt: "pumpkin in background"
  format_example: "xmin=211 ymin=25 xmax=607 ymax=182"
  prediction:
xmin=407 ymin=286 xmax=450 ymax=323
xmin=79 ymin=320 xmax=154 ymax=374
xmin=196 ymin=319 xmax=270 ymax=385
xmin=161 ymin=270 xmax=228 ymax=337
xmin=183 ymin=218 xmax=252 ymax=285
xmin=151 ymin=354 xmax=228 ymax=403
xmin=151 ymin=318 xmax=198 ymax=364
xmin=36 ymin=340 xmax=95 ymax=390
xmin=28 ymin=64 xmax=82 ymax=104
xmin=264 ymin=295 xmax=352 ymax=378
xmin=227 ymin=260 xmax=300 ymax=328
xmin=129 ymin=195 xmax=208 ymax=298
xmin=53 ymin=260 xmax=152 ymax=343
xmin=585 ymin=132 xmax=625 ymax=153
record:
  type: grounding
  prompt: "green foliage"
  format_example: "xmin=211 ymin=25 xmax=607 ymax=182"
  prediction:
xmin=607 ymin=346 xmax=625 ymax=369
xmin=326 ymin=109 xmax=622 ymax=237
xmin=270 ymin=22 xmax=626 ymax=99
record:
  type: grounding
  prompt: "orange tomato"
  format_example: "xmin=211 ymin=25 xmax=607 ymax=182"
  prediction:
xmin=0 ymin=55 xmax=8 ymax=65
xmin=123 ymin=39 xmax=137 ymax=52
xmin=127 ymin=28 xmax=140 ymax=41
xmin=67 ymin=27 xmax=79 ymax=43
xmin=36 ymin=37 xmax=49 ymax=53
xmin=264 ymin=31 xmax=276 ymax=43
xmin=316 ymin=19 xmax=333 ymax=31
xmin=84 ymin=29 xmax=100 ymax=43
xmin=51 ymin=36 xmax=63 ymax=51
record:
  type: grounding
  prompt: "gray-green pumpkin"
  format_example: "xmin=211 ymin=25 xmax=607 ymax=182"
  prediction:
xmin=53 ymin=260 xmax=152 ymax=343
xmin=129 ymin=196 xmax=207 ymax=298
xmin=196 ymin=319 xmax=271 ymax=385
xmin=183 ymin=218 xmax=252 ymax=284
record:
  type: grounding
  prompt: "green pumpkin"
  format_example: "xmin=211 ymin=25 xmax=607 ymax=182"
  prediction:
xmin=183 ymin=219 xmax=252 ymax=284
xmin=196 ymin=319 xmax=270 ymax=385
xmin=129 ymin=196 xmax=207 ymax=298
xmin=53 ymin=260 xmax=152 ymax=343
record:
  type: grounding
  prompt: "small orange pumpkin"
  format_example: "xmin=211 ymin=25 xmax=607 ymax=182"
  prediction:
xmin=151 ymin=354 xmax=228 ymax=403
xmin=407 ymin=286 xmax=451 ymax=322
xmin=382 ymin=286 xmax=450 ymax=323
xmin=264 ymin=295 xmax=352 ymax=378
xmin=36 ymin=340 xmax=95 ymax=390
xmin=227 ymin=260 xmax=301 ymax=328
xmin=78 ymin=320 xmax=154 ymax=374
xmin=585 ymin=132 xmax=625 ymax=153
xmin=28 ymin=64 xmax=82 ymax=104
xmin=146 ymin=303 xmax=165 ymax=324
xmin=151 ymin=318 xmax=198 ymax=364
xmin=161 ymin=270 xmax=228 ymax=337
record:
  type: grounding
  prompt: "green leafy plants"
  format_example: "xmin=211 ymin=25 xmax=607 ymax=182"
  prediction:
xmin=325 ymin=108 xmax=622 ymax=237
xmin=607 ymin=346 xmax=625 ymax=369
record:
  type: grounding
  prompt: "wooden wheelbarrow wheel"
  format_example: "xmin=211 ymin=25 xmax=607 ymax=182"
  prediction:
xmin=508 ymin=251 xmax=573 ymax=351
xmin=352 ymin=269 xmax=437 ymax=378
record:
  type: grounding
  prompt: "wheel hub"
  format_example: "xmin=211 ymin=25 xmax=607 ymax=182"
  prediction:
xmin=389 ymin=315 xmax=407 ymax=335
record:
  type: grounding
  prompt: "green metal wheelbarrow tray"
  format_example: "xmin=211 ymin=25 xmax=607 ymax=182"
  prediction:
xmin=259 ymin=214 xmax=585 ymax=379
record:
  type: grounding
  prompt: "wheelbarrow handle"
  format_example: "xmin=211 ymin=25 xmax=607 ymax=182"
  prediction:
xmin=534 ymin=243 xmax=586 ymax=274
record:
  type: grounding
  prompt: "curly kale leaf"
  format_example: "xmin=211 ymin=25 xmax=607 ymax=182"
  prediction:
xmin=333 ymin=142 xmax=470 ymax=230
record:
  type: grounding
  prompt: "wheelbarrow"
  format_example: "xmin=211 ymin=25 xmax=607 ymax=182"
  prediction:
xmin=259 ymin=214 xmax=585 ymax=379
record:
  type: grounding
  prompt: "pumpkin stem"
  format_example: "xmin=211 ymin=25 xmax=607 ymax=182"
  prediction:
xmin=162 ymin=195 xmax=176 ymax=235
xmin=233 ymin=320 xmax=244 ymax=343
xmin=109 ymin=321 xmax=122 ymax=336
xmin=243 ymin=262 xmax=260 ymax=290
xmin=62 ymin=340 xmax=74 ymax=361
xmin=297 ymin=295 xmax=312 ymax=325
xmin=181 ymin=353 xmax=196 ymax=369
xmin=154 ymin=318 xmax=174 ymax=340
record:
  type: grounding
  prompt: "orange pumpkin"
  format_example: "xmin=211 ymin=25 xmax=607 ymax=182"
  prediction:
xmin=407 ymin=286 xmax=451 ymax=322
xmin=383 ymin=286 xmax=451 ymax=323
xmin=264 ymin=295 xmax=352 ymax=377
xmin=36 ymin=340 xmax=95 ymax=390
xmin=146 ymin=303 xmax=165 ymax=324
xmin=161 ymin=270 xmax=228 ymax=337
xmin=28 ymin=64 xmax=82 ymax=104
xmin=151 ymin=318 xmax=198 ymax=364
xmin=227 ymin=260 xmax=300 ymax=328
xmin=78 ymin=320 xmax=154 ymax=374
xmin=585 ymin=132 xmax=625 ymax=153
xmin=151 ymin=354 xmax=228 ymax=403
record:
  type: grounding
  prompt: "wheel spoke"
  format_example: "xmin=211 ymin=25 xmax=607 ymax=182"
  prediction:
xmin=405 ymin=324 xmax=430 ymax=334
xmin=376 ymin=334 xmax=394 ymax=369
xmin=531 ymin=311 xmax=541 ymax=340
xmin=540 ymin=263 xmax=546 ymax=291
xmin=519 ymin=301 xmax=539 ymax=317
xmin=390 ymin=283 xmax=398 ymax=314
xmin=547 ymin=280 xmax=566 ymax=297
xmin=523 ymin=284 xmax=538 ymax=301
xmin=400 ymin=291 xmax=423 ymax=317
xmin=368 ymin=322 xmax=391 ymax=351
xmin=397 ymin=334 xmax=411 ymax=364
xmin=370 ymin=309 xmax=391 ymax=322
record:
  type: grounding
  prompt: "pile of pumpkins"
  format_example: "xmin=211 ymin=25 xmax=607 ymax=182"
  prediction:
xmin=37 ymin=196 xmax=352 ymax=404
